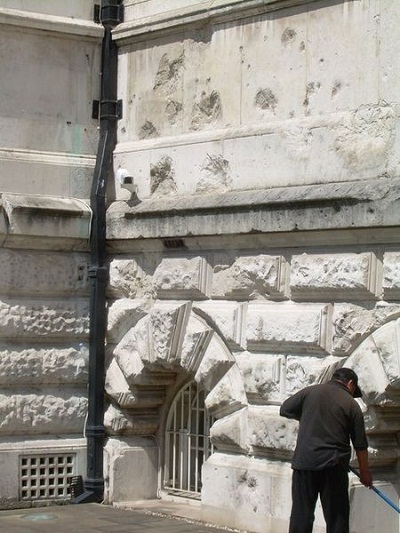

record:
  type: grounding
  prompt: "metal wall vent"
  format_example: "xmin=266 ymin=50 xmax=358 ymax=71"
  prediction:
xmin=19 ymin=454 xmax=75 ymax=501
xmin=162 ymin=239 xmax=186 ymax=249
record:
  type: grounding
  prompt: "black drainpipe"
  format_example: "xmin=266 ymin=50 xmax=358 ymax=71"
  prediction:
xmin=72 ymin=0 xmax=122 ymax=504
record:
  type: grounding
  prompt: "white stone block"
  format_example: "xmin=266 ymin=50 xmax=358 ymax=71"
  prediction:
xmin=154 ymin=255 xmax=211 ymax=298
xmin=248 ymin=405 xmax=298 ymax=454
xmin=194 ymin=300 xmax=246 ymax=349
xmin=1 ymin=194 xmax=91 ymax=245
xmin=209 ymin=408 xmax=249 ymax=454
xmin=150 ymin=301 xmax=191 ymax=366
xmin=0 ymin=344 xmax=88 ymax=385
xmin=291 ymin=252 xmax=380 ymax=300
xmin=195 ymin=334 xmax=235 ymax=392
xmin=109 ymin=256 xmax=158 ymax=299
xmin=201 ymin=453 xmax=318 ymax=533
xmin=107 ymin=298 xmax=150 ymax=344
xmin=240 ymin=15 xmax=307 ymax=125
xmin=104 ymin=438 xmax=158 ymax=503
xmin=0 ymin=298 xmax=89 ymax=339
xmin=212 ymin=254 xmax=287 ymax=300
xmin=113 ymin=320 xmax=148 ymax=384
xmin=383 ymin=252 xmax=400 ymax=300
xmin=370 ymin=318 xmax=400 ymax=389
xmin=246 ymin=302 xmax=332 ymax=353
xmin=0 ymin=392 xmax=87 ymax=435
xmin=0 ymin=250 xmax=89 ymax=296
xmin=332 ymin=303 xmax=400 ymax=355
xmin=285 ymin=355 xmax=346 ymax=396
xmin=180 ymin=315 xmax=214 ymax=374
xmin=305 ymin=1 xmax=379 ymax=114
xmin=205 ymin=365 xmax=247 ymax=419
xmin=104 ymin=404 xmax=158 ymax=436
xmin=236 ymin=352 xmax=284 ymax=403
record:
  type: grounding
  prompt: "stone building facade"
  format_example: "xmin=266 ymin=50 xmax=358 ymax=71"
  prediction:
xmin=1 ymin=1 xmax=400 ymax=532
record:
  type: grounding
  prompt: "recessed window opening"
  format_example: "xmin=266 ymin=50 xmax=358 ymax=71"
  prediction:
xmin=164 ymin=381 xmax=214 ymax=499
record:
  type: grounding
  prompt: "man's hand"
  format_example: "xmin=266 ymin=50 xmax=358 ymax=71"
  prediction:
xmin=359 ymin=468 xmax=373 ymax=488
xmin=356 ymin=449 xmax=373 ymax=488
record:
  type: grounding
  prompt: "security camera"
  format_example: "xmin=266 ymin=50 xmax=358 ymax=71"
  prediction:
xmin=116 ymin=168 xmax=138 ymax=195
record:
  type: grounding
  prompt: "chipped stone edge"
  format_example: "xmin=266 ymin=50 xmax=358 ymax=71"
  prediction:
xmin=114 ymin=0 xmax=320 ymax=44
xmin=107 ymin=177 xmax=400 ymax=241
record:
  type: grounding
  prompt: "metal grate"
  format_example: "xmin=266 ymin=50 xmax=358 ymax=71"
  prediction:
xmin=164 ymin=381 xmax=214 ymax=498
xmin=19 ymin=454 xmax=75 ymax=501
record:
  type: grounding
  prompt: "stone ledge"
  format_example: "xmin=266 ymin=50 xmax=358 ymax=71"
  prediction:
xmin=0 ymin=8 xmax=103 ymax=39
xmin=106 ymin=178 xmax=400 ymax=241
xmin=0 ymin=194 xmax=91 ymax=251
xmin=114 ymin=0 xmax=320 ymax=44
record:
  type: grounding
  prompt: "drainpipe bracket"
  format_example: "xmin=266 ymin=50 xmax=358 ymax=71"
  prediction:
xmin=88 ymin=266 xmax=109 ymax=281
xmin=92 ymin=99 xmax=123 ymax=121
xmin=94 ymin=2 xmax=124 ymax=26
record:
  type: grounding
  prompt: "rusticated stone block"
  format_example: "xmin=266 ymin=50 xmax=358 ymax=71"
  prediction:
xmin=150 ymin=301 xmax=191 ymax=366
xmin=332 ymin=302 xmax=400 ymax=355
xmin=195 ymin=334 xmax=235 ymax=392
xmin=383 ymin=252 xmax=400 ymax=300
xmin=180 ymin=315 xmax=214 ymax=374
xmin=344 ymin=318 xmax=400 ymax=407
xmin=0 ymin=250 xmax=89 ymax=296
xmin=212 ymin=254 xmax=287 ymax=300
xmin=285 ymin=355 xmax=345 ymax=396
xmin=248 ymin=405 xmax=298 ymax=454
xmin=236 ymin=353 xmax=283 ymax=403
xmin=0 ymin=391 xmax=87 ymax=435
xmin=114 ymin=320 xmax=149 ymax=383
xmin=290 ymin=252 xmax=379 ymax=300
xmin=109 ymin=256 xmax=158 ymax=299
xmin=246 ymin=302 xmax=332 ymax=353
xmin=0 ymin=344 xmax=88 ymax=385
xmin=0 ymin=298 xmax=89 ymax=338
xmin=205 ymin=366 xmax=247 ymax=418
xmin=194 ymin=301 xmax=246 ymax=349
xmin=153 ymin=256 xmax=211 ymax=299
xmin=104 ymin=404 xmax=158 ymax=436
xmin=107 ymin=298 xmax=150 ymax=344
xmin=209 ymin=408 xmax=249 ymax=453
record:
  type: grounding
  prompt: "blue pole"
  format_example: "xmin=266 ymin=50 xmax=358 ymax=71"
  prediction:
xmin=349 ymin=466 xmax=400 ymax=514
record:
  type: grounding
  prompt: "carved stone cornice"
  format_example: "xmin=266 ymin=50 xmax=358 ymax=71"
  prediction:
xmin=107 ymin=177 xmax=400 ymax=245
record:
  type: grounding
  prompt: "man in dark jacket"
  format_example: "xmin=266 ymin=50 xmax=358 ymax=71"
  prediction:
xmin=280 ymin=367 xmax=372 ymax=533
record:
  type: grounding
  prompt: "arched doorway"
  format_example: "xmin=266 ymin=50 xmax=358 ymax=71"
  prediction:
xmin=163 ymin=381 xmax=214 ymax=498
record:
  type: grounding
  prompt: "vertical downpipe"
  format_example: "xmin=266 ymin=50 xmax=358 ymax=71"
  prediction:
xmin=74 ymin=1 xmax=121 ymax=503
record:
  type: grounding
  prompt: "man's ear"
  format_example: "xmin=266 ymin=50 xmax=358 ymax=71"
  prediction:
xmin=345 ymin=379 xmax=354 ymax=392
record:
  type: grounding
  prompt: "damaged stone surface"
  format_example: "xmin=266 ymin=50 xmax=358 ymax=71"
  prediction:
xmin=107 ymin=177 xmax=400 ymax=240
xmin=3 ymin=1 xmax=400 ymax=532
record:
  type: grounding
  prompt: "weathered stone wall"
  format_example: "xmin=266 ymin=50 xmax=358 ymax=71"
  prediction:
xmin=104 ymin=236 xmax=400 ymax=531
xmin=112 ymin=0 xmax=400 ymax=201
xmin=0 ymin=195 xmax=92 ymax=507
xmin=0 ymin=1 xmax=101 ymax=198
xmin=0 ymin=0 xmax=100 ymax=508
xmin=106 ymin=1 xmax=400 ymax=532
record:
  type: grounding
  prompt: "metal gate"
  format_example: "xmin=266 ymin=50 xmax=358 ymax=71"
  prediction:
xmin=164 ymin=381 xmax=214 ymax=498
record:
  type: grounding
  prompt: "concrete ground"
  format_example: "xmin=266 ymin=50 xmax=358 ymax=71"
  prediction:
xmin=0 ymin=501 xmax=240 ymax=533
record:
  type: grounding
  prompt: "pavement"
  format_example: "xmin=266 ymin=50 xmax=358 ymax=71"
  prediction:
xmin=0 ymin=501 xmax=238 ymax=533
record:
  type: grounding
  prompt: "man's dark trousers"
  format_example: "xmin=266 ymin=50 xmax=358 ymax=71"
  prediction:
xmin=289 ymin=466 xmax=350 ymax=533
